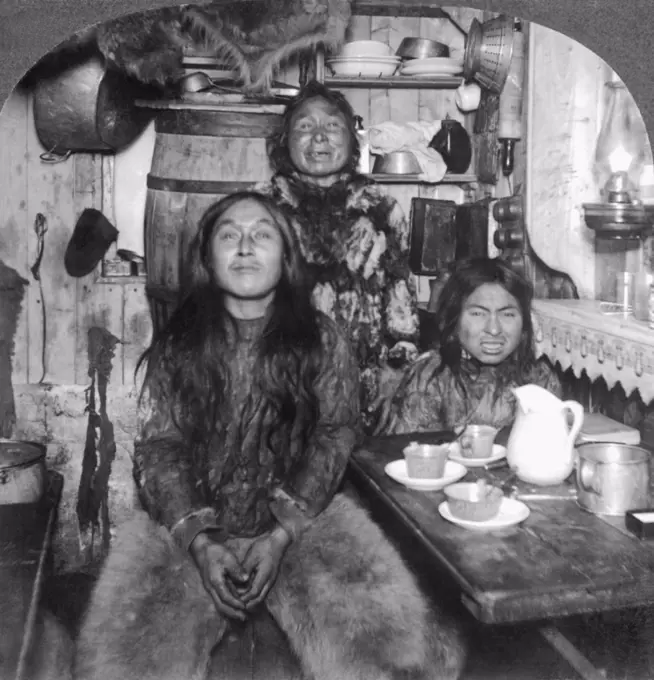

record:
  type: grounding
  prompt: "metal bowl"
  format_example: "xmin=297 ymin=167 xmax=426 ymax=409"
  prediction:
xmin=372 ymin=151 xmax=422 ymax=175
xmin=396 ymin=37 xmax=450 ymax=60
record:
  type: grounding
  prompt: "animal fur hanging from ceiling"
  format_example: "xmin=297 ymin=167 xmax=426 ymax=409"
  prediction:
xmin=77 ymin=0 xmax=352 ymax=93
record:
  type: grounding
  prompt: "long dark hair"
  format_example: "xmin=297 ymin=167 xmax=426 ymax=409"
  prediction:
xmin=434 ymin=257 xmax=537 ymax=394
xmin=137 ymin=191 xmax=323 ymax=481
xmin=267 ymin=80 xmax=361 ymax=176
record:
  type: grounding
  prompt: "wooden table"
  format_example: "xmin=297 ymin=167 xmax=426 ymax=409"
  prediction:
xmin=0 ymin=472 xmax=63 ymax=680
xmin=349 ymin=433 xmax=654 ymax=680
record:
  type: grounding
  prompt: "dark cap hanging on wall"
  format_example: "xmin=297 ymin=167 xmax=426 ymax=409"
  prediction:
xmin=64 ymin=208 xmax=119 ymax=277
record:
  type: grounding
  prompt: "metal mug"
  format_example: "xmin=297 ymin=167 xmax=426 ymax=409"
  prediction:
xmin=576 ymin=442 xmax=650 ymax=516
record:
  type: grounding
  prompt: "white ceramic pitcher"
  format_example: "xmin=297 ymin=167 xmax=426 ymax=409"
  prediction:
xmin=507 ymin=385 xmax=584 ymax=486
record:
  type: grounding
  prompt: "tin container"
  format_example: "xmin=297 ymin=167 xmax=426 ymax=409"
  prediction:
xmin=576 ymin=442 xmax=650 ymax=516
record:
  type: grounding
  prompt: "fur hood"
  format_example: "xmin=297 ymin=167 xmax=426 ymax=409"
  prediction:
xmin=32 ymin=0 xmax=352 ymax=93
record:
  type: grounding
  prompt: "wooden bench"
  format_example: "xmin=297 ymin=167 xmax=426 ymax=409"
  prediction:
xmin=0 ymin=471 xmax=71 ymax=680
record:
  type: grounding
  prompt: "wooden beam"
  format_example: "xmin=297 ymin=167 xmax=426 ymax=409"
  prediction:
xmin=351 ymin=0 xmax=451 ymax=18
xmin=539 ymin=624 xmax=607 ymax=680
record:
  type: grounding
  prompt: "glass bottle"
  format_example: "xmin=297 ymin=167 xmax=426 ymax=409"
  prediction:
xmin=634 ymin=237 xmax=654 ymax=322
xmin=354 ymin=115 xmax=370 ymax=174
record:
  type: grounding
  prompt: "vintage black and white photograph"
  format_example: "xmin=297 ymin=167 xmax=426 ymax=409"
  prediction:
xmin=0 ymin=1 xmax=654 ymax=679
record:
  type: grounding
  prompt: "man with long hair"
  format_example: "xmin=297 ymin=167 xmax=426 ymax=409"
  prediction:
xmin=374 ymin=257 xmax=562 ymax=435
xmin=74 ymin=192 xmax=465 ymax=680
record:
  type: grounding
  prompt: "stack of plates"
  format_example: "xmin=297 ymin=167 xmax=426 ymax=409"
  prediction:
xmin=326 ymin=56 xmax=401 ymax=77
xmin=400 ymin=57 xmax=464 ymax=78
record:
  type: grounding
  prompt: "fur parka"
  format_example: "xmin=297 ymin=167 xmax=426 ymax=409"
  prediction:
xmin=75 ymin=491 xmax=466 ymax=680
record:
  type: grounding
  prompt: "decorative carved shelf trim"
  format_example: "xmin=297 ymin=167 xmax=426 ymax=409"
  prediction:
xmin=532 ymin=299 xmax=654 ymax=405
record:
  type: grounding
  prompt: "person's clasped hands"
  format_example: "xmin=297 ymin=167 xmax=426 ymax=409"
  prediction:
xmin=190 ymin=525 xmax=292 ymax=620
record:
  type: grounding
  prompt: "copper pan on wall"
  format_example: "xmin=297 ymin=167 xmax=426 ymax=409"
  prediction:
xmin=32 ymin=55 xmax=156 ymax=158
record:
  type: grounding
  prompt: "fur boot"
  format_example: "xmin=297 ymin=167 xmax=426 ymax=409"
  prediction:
xmin=74 ymin=511 xmax=224 ymax=680
xmin=266 ymin=491 xmax=467 ymax=680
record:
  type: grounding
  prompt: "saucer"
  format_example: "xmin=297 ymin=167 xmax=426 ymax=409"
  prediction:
xmin=438 ymin=498 xmax=530 ymax=531
xmin=447 ymin=443 xmax=507 ymax=468
xmin=384 ymin=460 xmax=467 ymax=491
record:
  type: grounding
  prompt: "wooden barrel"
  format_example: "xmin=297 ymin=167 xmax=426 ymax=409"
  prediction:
xmin=143 ymin=102 xmax=284 ymax=331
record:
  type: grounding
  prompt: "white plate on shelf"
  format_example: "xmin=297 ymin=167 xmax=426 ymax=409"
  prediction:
xmin=438 ymin=498 xmax=530 ymax=531
xmin=447 ymin=443 xmax=507 ymax=468
xmin=384 ymin=459 xmax=467 ymax=491
xmin=328 ymin=56 xmax=401 ymax=63
xmin=400 ymin=59 xmax=463 ymax=76
xmin=402 ymin=56 xmax=463 ymax=69
xmin=327 ymin=60 xmax=399 ymax=77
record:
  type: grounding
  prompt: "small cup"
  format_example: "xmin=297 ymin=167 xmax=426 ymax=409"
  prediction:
xmin=455 ymin=82 xmax=482 ymax=112
xmin=444 ymin=481 xmax=503 ymax=522
xmin=403 ymin=442 xmax=450 ymax=479
xmin=459 ymin=424 xmax=498 ymax=460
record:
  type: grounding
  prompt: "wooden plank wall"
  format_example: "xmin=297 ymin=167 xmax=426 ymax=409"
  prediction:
xmin=342 ymin=6 xmax=486 ymax=301
xmin=526 ymin=23 xmax=611 ymax=300
xmin=0 ymin=87 xmax=153 ymax=388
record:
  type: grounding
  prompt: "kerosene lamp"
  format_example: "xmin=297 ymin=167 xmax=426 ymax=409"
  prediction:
xmin=583 ymin=74 xmax=654 ymax=318
xmin=583 ymin=77 xmax=652 ymax=238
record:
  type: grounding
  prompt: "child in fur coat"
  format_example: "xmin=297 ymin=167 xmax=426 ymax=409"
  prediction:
xmin=74 ymin=191 xmax=466 ymax=680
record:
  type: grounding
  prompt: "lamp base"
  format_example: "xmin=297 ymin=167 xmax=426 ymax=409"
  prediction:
xmin=583 ymin=202 xmax=654 ymax=239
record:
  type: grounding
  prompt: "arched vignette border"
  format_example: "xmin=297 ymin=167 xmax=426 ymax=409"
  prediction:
xmin=0 ymin=1 xmax=652 ymax=141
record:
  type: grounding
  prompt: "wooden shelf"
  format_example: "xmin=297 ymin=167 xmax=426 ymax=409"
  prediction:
xmin=532 ymin=299 xmax=654 ymax=405
xmin=368 ymin=173 xmax=476 ymax=184
xmin=350 ymin=0 xmax=454 ymax=18
xmin=324 ymin=75 xmax=462 ymax=89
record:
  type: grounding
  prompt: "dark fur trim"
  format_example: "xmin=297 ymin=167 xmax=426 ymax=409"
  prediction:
xmin=96 ymin=7 xmax=188 ymax=88
xmin=94 ymin=0 xmax=351 ymax=91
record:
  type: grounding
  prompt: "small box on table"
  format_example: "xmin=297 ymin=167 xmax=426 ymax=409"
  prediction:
xmin=625 ymin=509 xmax=654 ymax=540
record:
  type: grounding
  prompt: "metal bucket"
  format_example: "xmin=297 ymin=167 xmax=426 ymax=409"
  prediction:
xmin=576 ymin=442 xmax=650 ymax=516
xmin=0 ymin=440 xmax=47 ymax=505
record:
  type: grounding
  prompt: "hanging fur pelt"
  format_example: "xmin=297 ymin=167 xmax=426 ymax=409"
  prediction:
xmin=92 ymin=0 xmax=352 ymax=92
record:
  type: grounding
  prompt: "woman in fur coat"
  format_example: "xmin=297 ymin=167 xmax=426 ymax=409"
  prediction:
xmin=261 ymin=81 xmax=420 ymax=432
xmin=74 ymin=191 xmax=465 ymax=680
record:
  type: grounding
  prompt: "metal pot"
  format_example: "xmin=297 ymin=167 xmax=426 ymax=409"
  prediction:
xmin=33 ymin=56 xmax=155 ymax=157
xmin=576 ymin=442 xmax=650 ymax=516
xmin=372 ymin=151 xmax=422 ymax=175
xmin=0 ymin=440 xmax=47 ymax=505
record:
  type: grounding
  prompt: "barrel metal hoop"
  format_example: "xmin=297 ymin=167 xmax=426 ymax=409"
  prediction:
xmin=146 ymin=175 xmax=259 ymax=194
xmin=154 ymin=109 xmax=282 ymax=137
